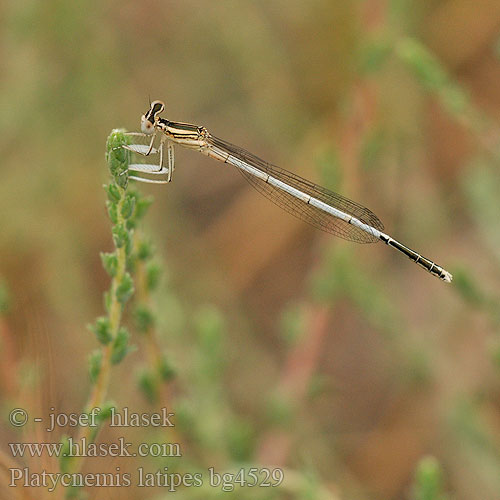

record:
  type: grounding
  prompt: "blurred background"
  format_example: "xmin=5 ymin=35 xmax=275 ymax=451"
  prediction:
xmin=1 ymin=1 xmax=500 ymax=499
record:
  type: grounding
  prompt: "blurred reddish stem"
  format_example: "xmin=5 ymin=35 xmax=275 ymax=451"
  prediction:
xmin=362 ymin=0 xmax=387 ymax=31
xmin=257 ymin=0 xmax=386 ymax=469
xmin=257 ymin=305 xmax=330 ymax=465
xmin=340 ymin=0 xmax=385 ymax=193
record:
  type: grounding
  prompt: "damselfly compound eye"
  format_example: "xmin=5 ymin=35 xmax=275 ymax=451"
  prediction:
xmin=151 ymin=100 xmax=165 ymax=115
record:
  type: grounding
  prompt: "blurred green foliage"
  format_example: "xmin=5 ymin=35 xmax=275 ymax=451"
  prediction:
xmin=0 ymin=280 xmax=9 ymax=314
xmin=1 ymin=1 xmax=500 ymax=500
xmin=412 ymin=456 xmax=448 ymax=500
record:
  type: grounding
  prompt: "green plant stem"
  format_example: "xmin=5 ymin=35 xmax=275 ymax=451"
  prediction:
xmin=64 ymin=132 xmax=133 ymax=486
xmin=89 ymin=189 xmax=128 ymax=404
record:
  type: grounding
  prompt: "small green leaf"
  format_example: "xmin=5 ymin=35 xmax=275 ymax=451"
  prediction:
xmin=100 ymin=252 xmax=118 ymax=277
xmin=88 ymin=317 xmax=112 ymax=345
xmin=105 ymin=183 xmax=121 ymax=204
xmin=116 ymin=272 xmax=134 ymax=304
xmin=88 ymin=350 xmax=102 ymax=383
xmin=396 ymin=37 xmax=448 ymax=91
xmin=111 ymin=327 xmax=135 ymax=364
xmin=137 ymin=240 xmax=153 ymax=261
xmin=115 ymin=171 xmax=128 ymax=189
xmin=112 ymin=224 xmax=129 ymax=249
xmin=126 ymin=218 xmax=137 ymax=230
xmin=106 ymin=200 xmax=118 ymax=224
xmin=134 ymin=304 xmax=154 ymax=333
xmin=106 ymin=129 xmax=130 ymax=187
xmin=121 ymin=194 xmax=136 ymax=219
xmin=158 ymin=355 xmax=175 ymax=381
xmin=97 ymin=401 xmax=115 ymax=423
xmin=137 ymin=369 xmax=158 ymax=404
xmin=146 ymin=262 xmax=161 ymax=291
xmin=412 ymin=456 xmax=447 ymax=500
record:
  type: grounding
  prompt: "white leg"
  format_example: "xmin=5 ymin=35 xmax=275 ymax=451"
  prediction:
xmin=128 ymin=175 xmax=170 ymax=184
xmin=126 ymin=140 xmax=175 ymax=184
xmin=158 ymin=136 xmax=165 ymax=171
xmin=127 ymin=164 xmax=169 ymax=174
xmin=122 ymin=132 xmax=158 ymax=156
xmin=167 ymin=142 xmax=175 ymax=182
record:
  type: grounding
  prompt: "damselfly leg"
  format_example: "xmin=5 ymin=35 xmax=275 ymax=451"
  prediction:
xmin=123 ymin=133 xmax=175 ymax=183
xmin=124 ymin=132 xmax=157 ymax=155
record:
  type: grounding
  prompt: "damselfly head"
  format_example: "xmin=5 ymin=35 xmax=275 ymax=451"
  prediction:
xmin=141 ymin=115 xmax=154 ymax=134
xmin=141 ymin=100 xmax=165 ymax=135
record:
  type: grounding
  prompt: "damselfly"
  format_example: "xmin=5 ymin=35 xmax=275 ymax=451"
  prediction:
xmin=123 ymin=100 xmax=452 ymax=283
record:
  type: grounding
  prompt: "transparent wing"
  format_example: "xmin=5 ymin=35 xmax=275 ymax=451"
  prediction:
xmin=208 ymin=135 xmax=384 ymax=243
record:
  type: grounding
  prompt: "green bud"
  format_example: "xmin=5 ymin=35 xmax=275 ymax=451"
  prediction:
xmin=106 ymin=129 xmax=128 ymax=153
xmin=106 ymin=130 xmax=130 ymax=188
xmin=126 ymin=217 xmax=137 ymax=230
xmin=134 ymin=304 xmax=154 ymax=333
xmin=137 ymin=369 xmax=158 ymax=404
xmin=112 ymin=224 xmax=129 ymax=249
xmin=413 ymin=456 xmax=445 ymax=500
xmin=111 ymin=327 xmax=135 ymax=364
xmin=146 ymin=262 xmax=161 ymax=291
xmin=89 ymin=317 xmax=112 ymax=345
xmin=158 ymin=355 xmax=175 ymax=381
xmin=105 ymin=183 xmax=121 ymax=204
xmin=116 ymin=272 xmax=134 ymax=304
xmin=87 ymin=403 xmax=113 ymax=442
xmin=106 ymin=200 xmax=118 ymax=224
xmin=137 ymin=240 xmax=153 ymax=261
xmin=115 ymin=170 xmax=128 ymax=189
xmin=100 ymin=252 xmax=118 ymax=277
xmin=88 ymin=350 xmax=102 ymax=383
xmin=121 ymin=194 xmax=136 ymax=219
xmin=126 ymin=252 xmax=137 ymax=275
xmin=97 ymin=401 xmax=115 ymax=423
xmin=125 ymin=231 xmax=133 ymax=258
